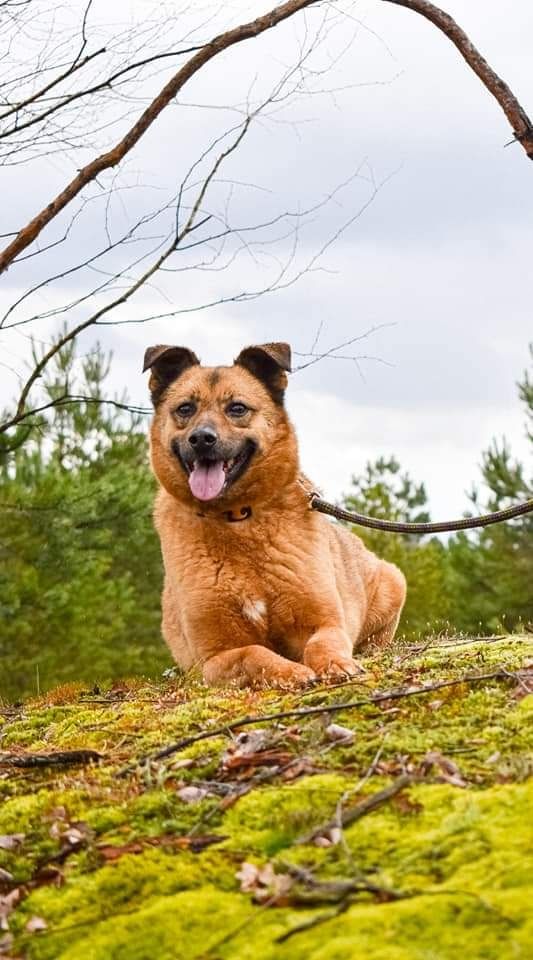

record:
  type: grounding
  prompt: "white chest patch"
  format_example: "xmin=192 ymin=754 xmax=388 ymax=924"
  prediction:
xmin=242 ymin=598 xmax=267 ymax=626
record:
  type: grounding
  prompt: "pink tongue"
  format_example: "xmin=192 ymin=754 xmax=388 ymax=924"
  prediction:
xmin=189 ymin=460 xmax=226 ymax=501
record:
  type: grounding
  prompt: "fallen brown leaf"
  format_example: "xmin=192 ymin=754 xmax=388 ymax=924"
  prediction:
xmin=0 ymin=890 xmax=21 ymax=932
xmin=325 ymin=723 xmax=355 ymax=745
xmin=422 ymin=751 xmax=467 ymax=787
xmin=0 ymin=837 xmax=24 ymax=852
xmin=236 ymin=860 xmax=293 ymax=904
xmin=25 ymin=917 xmax=47 ymax=934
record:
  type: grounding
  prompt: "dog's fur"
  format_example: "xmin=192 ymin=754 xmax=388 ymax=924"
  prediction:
xmin=145 ymin=342 xmax=406 ymax=687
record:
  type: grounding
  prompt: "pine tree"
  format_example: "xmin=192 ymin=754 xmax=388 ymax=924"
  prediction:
xmin=448 ymin=346 xmax=532 ymax=633
xmin=342 ymin=457 xmax=452 ymax=639
xmin=0 ymin=339 xmax=170 ymax=701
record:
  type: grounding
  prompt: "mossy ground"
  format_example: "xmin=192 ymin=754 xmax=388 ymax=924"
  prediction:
xmin=1 ymin=635 xmax=532 ymax=959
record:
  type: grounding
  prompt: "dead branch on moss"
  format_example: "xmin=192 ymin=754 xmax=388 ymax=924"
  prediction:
xmin=276 ymin=899 xmax=353 ymax=943
xmin=295 ymin=772 xmax=415 ymax=845
xmin=275 ymin=866 xmax=403 ymax=943
xmin=0 ymin=749 xmax=102 ymax=768
xmin=118 ymin=668 xmax=512 ymax=777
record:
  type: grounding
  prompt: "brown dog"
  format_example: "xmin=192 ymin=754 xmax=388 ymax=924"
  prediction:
xmin=144 ymin=342 xmax=406 ymax=687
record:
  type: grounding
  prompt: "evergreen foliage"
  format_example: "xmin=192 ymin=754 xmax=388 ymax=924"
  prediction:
xmin=0 ymin=340 xmax=170 ymax=702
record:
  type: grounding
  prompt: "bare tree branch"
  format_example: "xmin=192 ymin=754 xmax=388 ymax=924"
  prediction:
xmin=0 ymin=113 xmax=255 ymax=433
xmin=382 ymin=0 xmax=533 ymax=158
xmin=0 ymin=0 xmax=322 ymax=273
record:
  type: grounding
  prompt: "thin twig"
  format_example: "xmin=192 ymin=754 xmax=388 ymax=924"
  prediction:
xmin=0 ymin=0 xmax=321 ymax=272
xmin=276 ymin=898 xmax=352 ymax=943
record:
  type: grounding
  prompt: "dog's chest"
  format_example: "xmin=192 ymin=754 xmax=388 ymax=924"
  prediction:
xmin=235 ymin=538 xmax=334 ymax=640
xmin=173 ymin=514 xmax=337 ymax=644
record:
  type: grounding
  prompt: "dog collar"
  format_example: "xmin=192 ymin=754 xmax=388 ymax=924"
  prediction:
xmin=196 ymin=505 xmax=253 ymax=523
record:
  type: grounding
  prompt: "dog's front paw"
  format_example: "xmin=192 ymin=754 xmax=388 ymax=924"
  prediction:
xmin=304 ymin=652 xmax=365 ymax=679
xmin=268 ymin=661 xmax=316 ymax=689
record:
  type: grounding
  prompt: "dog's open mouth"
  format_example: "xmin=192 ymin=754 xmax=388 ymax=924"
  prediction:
xmin=186 ymin=441 xmax=255 ymax=502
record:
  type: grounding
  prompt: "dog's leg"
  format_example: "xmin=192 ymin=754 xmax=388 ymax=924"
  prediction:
xmin=363 ymin=610 xmax=402 ymax=648
xmin=203 ymin=645 xmax=315 ymax=688
xmin=303 ymin=626 xmax=363 ymax=678
xmin=358 ymin=561 xmax=406 ymax=650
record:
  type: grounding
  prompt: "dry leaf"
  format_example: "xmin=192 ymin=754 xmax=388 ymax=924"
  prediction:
xmin=0 ymin=932 xmax=14 ymax=955
xmin=0 ymin=836 xmax=24 ymax=852
xmin=176 ymin=786 xmax=208 ymax=804
xmin=423 ymin=751 xmax=467 ymax=787
xmin=236 ymin=860 xmax=293 ymax=904
xmin=313 ymin=825 xmax=342 ymax=847
xmin=63 ymin=827 xmax=88 ymax=846
xmin=281 ymin=759 xmax=316 ymax=781
xmin=392 ymin=793 xmax=423 ymax=815
xmin=0 ymin=890 xmax=21 ymax=932
xmin=313 ymin=836 xmax=333 ymax=848
xmin=511 ymin=668 xmax=533 ymax=701
xmin=222 ymin=730 xmax=272 ymax=767
xmin=98 ymin=841 xmax=145 ymax=862
xmin=98 ymin=833 xmax=225 ymax=865
xmin=236 ymin=861 xmax=260 ymax=893
xmin=325 ymin=723 xmax=355 ymax=745
xmin=233 ymin=730 xmax=271 ymax=754
xmin=25 ymin=916 xmax=47 ymax=933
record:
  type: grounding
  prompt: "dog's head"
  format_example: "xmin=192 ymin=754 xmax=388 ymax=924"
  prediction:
xmin=144 ymin=342 xmax=298 ymax=506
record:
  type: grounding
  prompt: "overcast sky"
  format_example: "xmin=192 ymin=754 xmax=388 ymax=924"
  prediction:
xmin=1 ymin=0 xmax=532 ymax=517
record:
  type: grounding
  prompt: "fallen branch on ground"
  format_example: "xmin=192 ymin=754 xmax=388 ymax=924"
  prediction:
xmin=118 ymin=668 xmax=512 ymax=777
xmin=295 ymin=773 xmax=415 ymax=845
xmin=0 ymin=750 xmax=102 ymax=768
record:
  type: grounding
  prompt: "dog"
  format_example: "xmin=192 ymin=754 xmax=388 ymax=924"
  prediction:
xmin=144 ymin=341 xmax=406 ymax=687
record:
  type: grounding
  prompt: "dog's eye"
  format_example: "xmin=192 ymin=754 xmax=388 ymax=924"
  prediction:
xmin=175 ymin=402 xmax=196 ymax=418
xmin=226 ymin=402 xmax=249 ymax=418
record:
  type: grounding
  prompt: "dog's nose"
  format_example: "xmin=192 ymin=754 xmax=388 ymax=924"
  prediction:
xmin=189 ymin=426 xmax=218 ymax=454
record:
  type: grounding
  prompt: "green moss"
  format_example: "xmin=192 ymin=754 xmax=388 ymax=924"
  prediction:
xmin=3 ymin=636 xmax=532 ymax=959
xmin=85 ymin=787 xmax=222 ymax=842
xmin=12 ymin=848 xmax=235 ymax=941
xmin=0 ymin=790 xmax=89 ymax=882
xmin=222 ymin=774 xmax=348 ymax=855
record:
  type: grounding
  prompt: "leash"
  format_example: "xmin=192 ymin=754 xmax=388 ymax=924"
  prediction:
xmin=310 ymin=494 xmax=533 ymax=535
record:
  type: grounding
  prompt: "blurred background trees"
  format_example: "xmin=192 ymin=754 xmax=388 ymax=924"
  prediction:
xmin=347 ymin=347 xmax=532 ymax=644
xmin=0 ymin=341 xmax=170 ymax=701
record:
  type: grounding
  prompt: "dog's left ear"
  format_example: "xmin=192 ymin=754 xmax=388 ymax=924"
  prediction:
xmin=143 ymin=344 xmax=200 ymax=405
xmin=234 ymin=342 xmax=291 ymax=404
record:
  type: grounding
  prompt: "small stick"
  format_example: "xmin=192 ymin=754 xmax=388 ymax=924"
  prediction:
xmin=0 ymin=749 xmax=102 ymax=768
xmin=276 ymin=900 xmax=352 ymax=943
xmin=295 ymin=773 xmax=415 ymax=845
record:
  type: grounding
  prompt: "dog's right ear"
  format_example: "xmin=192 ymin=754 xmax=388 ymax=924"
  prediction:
xmin=234 ymin=342 xmax=291 ymax=405
xmin=142 ymin=345 xmax=200 ymax=405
